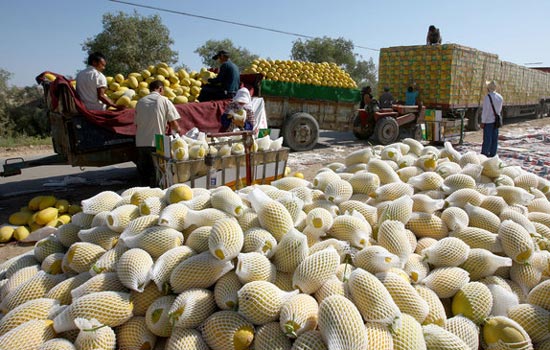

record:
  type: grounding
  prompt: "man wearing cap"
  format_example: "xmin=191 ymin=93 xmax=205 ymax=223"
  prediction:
xmin=199 ymin=50 xmax=240 ymax=101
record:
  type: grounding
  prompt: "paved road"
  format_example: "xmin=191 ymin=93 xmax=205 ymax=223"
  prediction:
xmin=0 ymin=159 xmax=138 ymax=198
xmin=0 ymin=130 xmax=361 ymax=198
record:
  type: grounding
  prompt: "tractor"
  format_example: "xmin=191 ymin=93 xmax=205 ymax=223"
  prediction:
xmin=353 ymin=104 xmax=425 ymax=145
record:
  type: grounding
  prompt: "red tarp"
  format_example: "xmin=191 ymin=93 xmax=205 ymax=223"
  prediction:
xmin=36 ymin=72 xmax=229 ymax=136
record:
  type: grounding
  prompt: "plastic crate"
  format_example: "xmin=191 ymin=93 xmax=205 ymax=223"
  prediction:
xmin=152 ymin=148 xmax=289 ymax=190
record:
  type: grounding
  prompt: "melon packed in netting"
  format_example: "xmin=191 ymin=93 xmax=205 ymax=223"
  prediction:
xmin=2 ymin=139 xmax=550 ymax=349
xmin=163 ymin=132 xmax=284 ymax=168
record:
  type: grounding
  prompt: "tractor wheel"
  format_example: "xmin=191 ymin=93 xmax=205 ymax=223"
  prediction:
xmin=374 ymin=116 xmax=399 ymax=145
xmin=282 ymin=112 xmax=319 ymax=151
xmin=352 ymin=114 xmax=373 ymax=140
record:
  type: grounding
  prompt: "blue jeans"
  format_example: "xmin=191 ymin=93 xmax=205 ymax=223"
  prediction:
xmin=481 ymin=122 xmax=499 ymax=157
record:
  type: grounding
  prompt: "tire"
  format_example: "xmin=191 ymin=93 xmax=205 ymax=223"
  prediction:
xmin=352 ymin=113 xmax=373 ymax=140
xmin=282 ymin=112 xmax=319 ymax=151
xmin=374 ymin=116 xmax=399 ymax=145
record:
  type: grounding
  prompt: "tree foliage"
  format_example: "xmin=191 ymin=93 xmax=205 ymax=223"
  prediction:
xmin=290 ymin=36 xmax=377 ymax=89
xmin=351 ymin=58 xmax=378 ymax=91
xmin=0 ymin=69 xmax=11 ymax=136
xmin=82 ymin=11 xmax=178 ymax=77
xmin=0 ymin=69 xmax=48 ymax=138
xmin=195 ymin=39 xmax=259 ymax=71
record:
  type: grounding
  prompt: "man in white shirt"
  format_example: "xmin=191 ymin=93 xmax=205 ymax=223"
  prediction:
xmin=134 ymin=80 xmax=182 ymax=186
xmin=481 ymin=80 xmax=503 ymax=157
xmin=76 ymin=52 xmax=121 ymax=111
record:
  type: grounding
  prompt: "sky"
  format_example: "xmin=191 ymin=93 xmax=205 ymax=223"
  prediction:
xmin=2 ymin=0 xmax=550 ymax=87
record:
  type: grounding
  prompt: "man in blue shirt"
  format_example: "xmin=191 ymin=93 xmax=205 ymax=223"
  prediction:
xmin=405 ymin=86 xmax=419 ymax=105
xmin=199 ymin=50 xmax=240 ymax=101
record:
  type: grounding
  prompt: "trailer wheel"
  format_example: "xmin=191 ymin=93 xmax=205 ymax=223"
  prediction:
xmin=282 ymin=112 xmax=319 ymax=151
xmin=374 ymin=116 xmax=399 ymax=145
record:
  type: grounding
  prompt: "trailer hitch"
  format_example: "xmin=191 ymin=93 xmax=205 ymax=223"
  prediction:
xmin=1 ymin=154 xmax=67 ymax=177
xmin=0 ymin=157 xmax=25 ymax=177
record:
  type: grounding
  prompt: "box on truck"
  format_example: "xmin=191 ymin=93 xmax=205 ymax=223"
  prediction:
xmin=378 ymin=44 xmax=550 ymax=131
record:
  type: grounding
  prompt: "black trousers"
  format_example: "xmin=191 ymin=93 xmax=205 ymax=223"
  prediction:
xmin=136 ymin=146 xmax=157 ymax=187
xmin=198 ymin=85 xmax=235 ymax=102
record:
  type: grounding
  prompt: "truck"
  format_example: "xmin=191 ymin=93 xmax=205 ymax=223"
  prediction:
xmin=377 ymin=44 xmax=550 ymax=131
xmin=247 ymin=74 xmax=363 ymax=151
xmin=244 ymin=73 xmax=424 ymax=149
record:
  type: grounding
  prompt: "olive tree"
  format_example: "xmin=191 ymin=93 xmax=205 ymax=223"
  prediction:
xmin=0 ymin=69 xmax=11 ymax=137
xmin=195 ymin=39 xmax=259 ymax=71
xmin=0 ymin=69 xmax=48 ymax=138
xmin=82 ymin=11 xmax=178 ymax=76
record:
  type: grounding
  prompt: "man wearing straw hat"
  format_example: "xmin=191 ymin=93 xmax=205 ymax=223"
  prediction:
xmin=480 ymin=80 xmax=503 ymax=157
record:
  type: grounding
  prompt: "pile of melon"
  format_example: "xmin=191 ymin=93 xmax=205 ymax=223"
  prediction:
xmin=1 ymin=140 xmax=550 ymax=349
xmin=243 ymin=59 xmax=358 ymax=89
xmin=0 ymin=196 xmax=81 ymax=243
xmin=104 ymin=63 xmax=215 ymax=108
xmin=43 ymin=57 xmax=358 ymax=111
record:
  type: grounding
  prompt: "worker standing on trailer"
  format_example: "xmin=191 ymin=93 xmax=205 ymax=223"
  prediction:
xmin=134 ymin=80 xmax=182 ymax=187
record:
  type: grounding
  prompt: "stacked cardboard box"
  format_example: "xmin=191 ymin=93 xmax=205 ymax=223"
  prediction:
xmin=378 ymin=44 xmax=550 ymax=109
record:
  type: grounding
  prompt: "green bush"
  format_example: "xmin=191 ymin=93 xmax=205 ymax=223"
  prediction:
xmin=0 ymin=82 xmax=49 ymax=139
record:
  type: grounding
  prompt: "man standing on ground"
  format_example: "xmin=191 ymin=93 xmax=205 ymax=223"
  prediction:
xmin=481 ymin=80 xmax=503 ymax=157
xmin=76 ymin=52 xmax=122 ymax=111
xmin=134 ymin=80 xmax=182 ymax=186
xmin=199 ymin=50 xmax=240 ymax=101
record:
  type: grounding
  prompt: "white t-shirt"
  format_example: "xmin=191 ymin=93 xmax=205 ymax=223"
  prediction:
xmin=134 ymin=91 xmax=181 ymax=147
xmin=76 ymin=66 xmax=108 ymax=110
xmin=481 ymin=91 xmax=503 ymax=124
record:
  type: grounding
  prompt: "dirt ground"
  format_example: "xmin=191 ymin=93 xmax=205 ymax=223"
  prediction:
xmin=0 ymin=117 xmax=547 ymax=262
